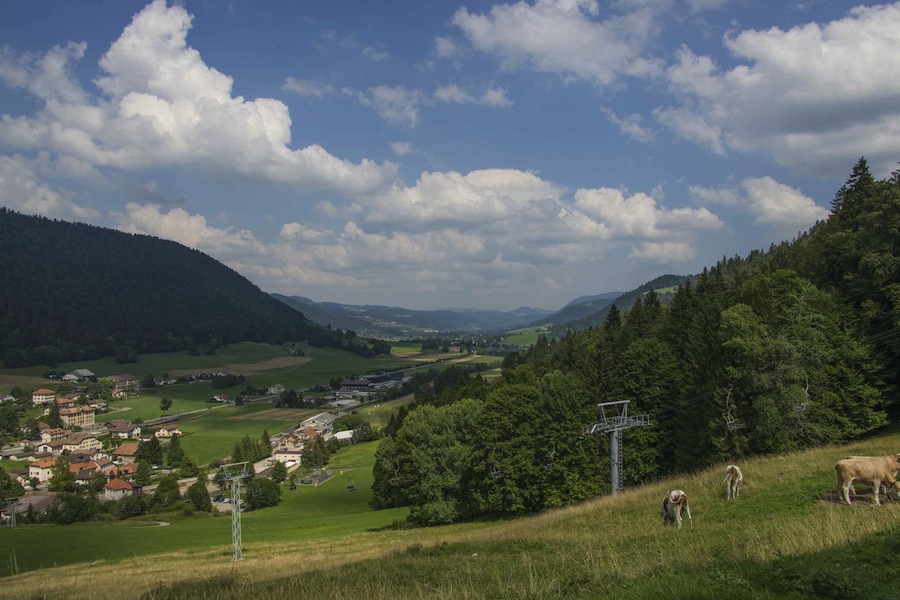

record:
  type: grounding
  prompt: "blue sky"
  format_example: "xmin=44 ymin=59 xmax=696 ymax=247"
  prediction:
xmin=1 ymin=0 xmax=898 ymax=311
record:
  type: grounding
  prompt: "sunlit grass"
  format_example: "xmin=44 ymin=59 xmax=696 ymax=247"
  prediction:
xmin=5 ymin=432 xmax=899 ymax=599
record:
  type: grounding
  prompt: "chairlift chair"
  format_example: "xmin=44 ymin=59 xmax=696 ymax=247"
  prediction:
xmin=489 ymin=448 xmax=503 ymax=481
xmin=792 ymin=374 xmax=811 ymax=412
xmin=723 ymin=388 xmax=743 ymax=431
xmin=346 ymin=477 xmax=356 ymax=492
xmin=542 ymin=441 xmax=557 ymax=471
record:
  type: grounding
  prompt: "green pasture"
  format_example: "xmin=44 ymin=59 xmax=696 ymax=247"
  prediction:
xmin=650 ymin=285 xmax=679 ymax=295
xmin=388 ymin=342 xmax=422 ymax=355
xmin=0 ymin=341 xmax=433 ymax=392
xmin=0 ymin=342 xmax=290 ymax=380
xmin=358 ymin=395 xmax=414 ymax=429
xmin=98 ymin=393 xmax=217 ymax=424
xmin=502 ymin=327 xmax=547 ymax=347
xmin=129 ymin=433 xmax=900 ymax=599
xmin=1 ymin=458 xmax=22 ymax=472
xmin=175 ymin=403 xmax=306 ymax=466
xmin=0 ymin=440 xmax=408 ymax=577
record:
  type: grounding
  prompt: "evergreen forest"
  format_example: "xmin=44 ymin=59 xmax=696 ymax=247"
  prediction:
xmin=372 ymin=158 xmax=900 ymax=526
xmin=0 ymin=208 xmax=385 ymax=367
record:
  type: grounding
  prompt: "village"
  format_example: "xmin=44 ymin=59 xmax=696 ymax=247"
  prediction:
xmin=0 ymin=368 xmax=411 ymax=523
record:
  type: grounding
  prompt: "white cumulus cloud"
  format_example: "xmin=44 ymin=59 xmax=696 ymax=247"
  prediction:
xmin=657 ymin=3 xmax=900 ymax=177
xmin=690 ymin=176 xmax=828 ymax=228
xmin=0 ymin=154 xmax=100 ymax=220
xmin=0 ymin=0 xmax=396 ymax=194
xmin=452 ymin=0 xmax=664 ymax=88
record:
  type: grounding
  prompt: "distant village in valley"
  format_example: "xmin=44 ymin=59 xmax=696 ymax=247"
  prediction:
xmin=0 ymin=367 xmax=413 ymax=522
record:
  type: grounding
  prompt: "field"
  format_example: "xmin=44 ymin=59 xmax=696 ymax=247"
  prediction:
xmin=0 ymin=341 xmax=457 ymax=395
xmin=358 ymin=395 xmax=415 ymax=429
xmin=176 ymin=403 xmax=310 ymax=465
xmin=4 ymin=429 xmax=900 ymax=599
xmin=502 ymin=326 xmax=548 ymax=347
xmin=0 ymin=440 xmax=406 ymax=577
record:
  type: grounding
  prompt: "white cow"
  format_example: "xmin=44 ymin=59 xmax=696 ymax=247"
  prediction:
xmin=835 ymin=454 xmax=900 ymax=505
xmin=722 ymin=464 xmax=744 ymax=499
xmin=661 ymin=489 xmax=692 ymax=529
xmin=845 ymin=456 xmax=896 ymax=499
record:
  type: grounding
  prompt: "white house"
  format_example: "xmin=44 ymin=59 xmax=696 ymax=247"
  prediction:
xmin=272 ymin=449 xmax=303 ymax=466
xmin=31 ymin=389 xmax=56 ymax=406
xmin=104 ymin=478 xmax=139 ymax=500
xmin=28 ymin=457 xmax=57 ymax=482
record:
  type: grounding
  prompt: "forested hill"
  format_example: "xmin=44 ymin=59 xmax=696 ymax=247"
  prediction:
xmin=546 ymin=273 xmax=689 ymax=333
xmin=372 ymin=159 xmax=900 ymax=527
xmin=0 ymin=209 xmax=328 ymax=368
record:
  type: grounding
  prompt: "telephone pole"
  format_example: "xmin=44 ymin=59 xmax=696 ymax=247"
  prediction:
xmin=585 ymin=400 xmax=650 ymax=495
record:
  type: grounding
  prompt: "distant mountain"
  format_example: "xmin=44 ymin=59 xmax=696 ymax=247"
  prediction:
xmin=0 ymin=209 xmax=345 ymax=368
xmin=534 ymin=293 xmax=622 ymax=327
xmin=272 ymin=295 xmax=552 ymax=336
xmin=450 ymin=306 xmax=554 ymax=330
xmin=549 ymin=274 xmax=691 ymax=334
xmin=561 ymin=291 xmax=623 ymax=309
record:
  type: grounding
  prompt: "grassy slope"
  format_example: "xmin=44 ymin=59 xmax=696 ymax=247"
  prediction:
xmin=4 ymin=431 xmax=900 ymax=599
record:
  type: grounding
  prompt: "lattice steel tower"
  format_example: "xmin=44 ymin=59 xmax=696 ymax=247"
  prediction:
xmin=220 ymin=462 xmax=250 ymax=561
xmin=585 ymin=400 xmax=650 ymax=495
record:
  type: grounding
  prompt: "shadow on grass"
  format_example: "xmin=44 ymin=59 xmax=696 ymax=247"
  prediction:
xmin=139 ymin=526 xmax=900 ymax=600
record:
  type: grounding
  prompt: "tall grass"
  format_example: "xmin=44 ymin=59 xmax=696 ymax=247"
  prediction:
xmin=4 ymin=433 xmax=899 ymax=599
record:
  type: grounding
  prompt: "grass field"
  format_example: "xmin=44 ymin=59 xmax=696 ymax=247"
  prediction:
xmin=4 ymin=430 xmax=900 ymax=599
xmin=502 ymin=327 xmax=548 ymax=347
xmin=176 ymin=402 xmax=308 ymax=465
xmin=0 ymin=342 xmax=444 ymax=395
xmin=358 ymin=395 xmax=415 ymax=429
xmin=0 ymin=440 xmax=406 ymax=579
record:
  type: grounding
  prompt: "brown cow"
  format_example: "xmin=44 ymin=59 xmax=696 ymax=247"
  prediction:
xmin=661 ymin=489 xmax=692 ymax=528
xmin=835 ymin=454 xmax=900 ymax=505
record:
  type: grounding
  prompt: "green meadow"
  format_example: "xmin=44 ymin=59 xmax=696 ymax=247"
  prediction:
xmin=502 ymin=327 xmax=548 ymax=347
xmin=0 ymin=440 xmax=406 ymax=578
xmin=175 ymin=403 xmax=308 ymax=465
xmin=357 ymin=394 xmax=415 ymax=429
xmin=4 ymin=430 xmax=900 ymax=599
xmin=0 ymin=341 xmax=449 ymax=395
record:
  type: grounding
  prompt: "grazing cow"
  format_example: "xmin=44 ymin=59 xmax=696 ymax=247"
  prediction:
xmin=834 ymin=454 xmax=900 ymax=505
xmin=723 ymin=464 xmax=744 ymax=500
xmin=661 ymin=490 xmax=692 ymax=529
xmin=845 ymin=456 xmax=895 ymax=499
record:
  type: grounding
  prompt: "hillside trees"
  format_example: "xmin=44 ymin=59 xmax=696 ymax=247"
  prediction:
xmin=244 ymin=476 xmax=282 ymax=510
xmin=378 ymin=399 xmax=482 ymax=525
xmin=472 ymin=369 xmax=606 ymax=513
